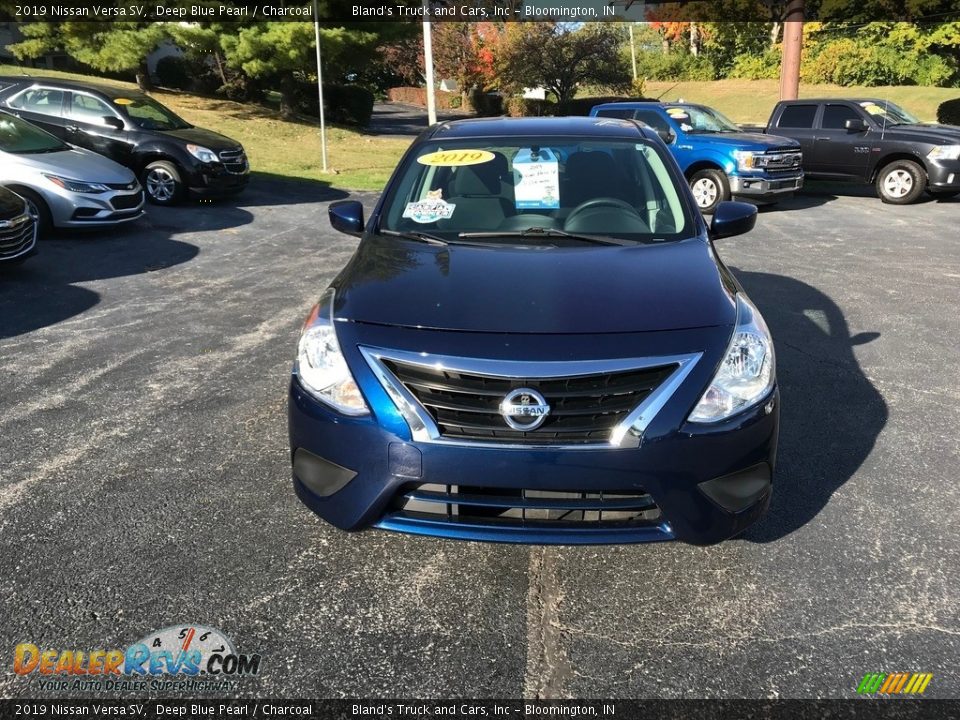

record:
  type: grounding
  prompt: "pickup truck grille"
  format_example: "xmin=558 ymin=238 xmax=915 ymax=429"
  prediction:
xmin=219 ymin=148 xmax=249 ymax=175
xmin=0 ymin=213 xmax=36 ymax=259
xmin=380 ymin=359 xmax=676 ymax=446
xmin=763 ymin=150 xmax=803 ymax=173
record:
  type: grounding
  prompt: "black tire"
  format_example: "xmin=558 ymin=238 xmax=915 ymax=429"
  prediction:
xmin=928 ymin=189 xmax=960 ymax=200
xmin=13 ymin=187 xmax=53 ymax=237
xmin=876 ymin=160 xmax=925 ymax=205
xmin=689 ymin=169 xmax=730 ymax=214
xmin=142 ymin=160 xmax=184 ymax=205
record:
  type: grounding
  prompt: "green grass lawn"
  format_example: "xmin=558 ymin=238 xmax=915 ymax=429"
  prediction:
xmin=644 ymin=79 xmax=958 ymax=124
xmin=3 ymin=65 xmax=957 ymax=192
xmin=0 ymin=64 xmax=411 ymax=192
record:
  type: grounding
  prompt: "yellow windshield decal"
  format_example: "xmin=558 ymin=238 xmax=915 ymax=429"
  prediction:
xmin=416 ymin=150 xmax=495 ymax=167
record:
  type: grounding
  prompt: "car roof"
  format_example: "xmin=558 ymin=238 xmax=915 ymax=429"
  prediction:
xmin=0 ymin=75 xmax=141 ymax=99
xmin=778 ymin=98 xmax=890 ymax=104
xmin=592 ymin=101 xmax=706 ymax=110
xmin=424 ymin=116 xmax=656 ymax=141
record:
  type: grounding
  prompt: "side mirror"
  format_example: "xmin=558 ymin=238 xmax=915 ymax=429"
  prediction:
xmin=844 ymin=118 xmax=866 ymax=132
xmin=102 ymin=116 xmax=124 ymax=130
xmin=328 ymin=200 xmax=364 ymax=237
xmin=657 ymin=129 xmax=676 ymax=144
xmin=710 ymin=201 xmax=757 ymax=239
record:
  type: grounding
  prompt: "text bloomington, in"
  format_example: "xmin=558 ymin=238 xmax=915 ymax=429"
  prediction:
xmin=352 ymin=4 xmax=615 ymax=19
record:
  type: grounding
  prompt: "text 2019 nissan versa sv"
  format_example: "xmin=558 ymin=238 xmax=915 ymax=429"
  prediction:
xmin=288 ymin=117 xmax=779 ymax=545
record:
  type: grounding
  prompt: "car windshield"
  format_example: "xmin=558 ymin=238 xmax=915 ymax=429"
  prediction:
xmin=858 ymin=100 xmax=919 ymax=126
xmin=0 ymin=112 xmax=68 ymax=154
xmin=666 ymin=106 xmax=740 ymax=134
xmin=379 ymin=137 xmax=693 ymax=245
xmin=118 ymin=95 xmax=191 ymax=130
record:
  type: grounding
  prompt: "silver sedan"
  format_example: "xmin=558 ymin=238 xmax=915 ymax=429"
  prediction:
xmin=0 ymin=111 xmax=144 ymax=234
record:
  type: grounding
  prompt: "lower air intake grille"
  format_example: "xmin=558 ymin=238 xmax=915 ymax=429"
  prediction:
xmin=391 ymin=484 xmax=662 ymax=528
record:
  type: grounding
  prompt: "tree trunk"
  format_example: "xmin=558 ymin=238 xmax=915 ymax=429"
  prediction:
xmin=136 ymin=60 xmax=152 ymax=92
xmin=279 ymin=74 xmax=296 ymax=118
xmin=690 ymin=23 xmax=699 ymax=56
xmin=770 ymin=22 xmax=781 ymax=46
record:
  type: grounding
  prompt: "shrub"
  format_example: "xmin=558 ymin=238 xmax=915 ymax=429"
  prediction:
xmin=504 ymin=96 xmax=555 ymax=117
xmin=938 ymin=98 xmax=960 ymax=125
xmin=385 ymin=86 xmax=461 ymax=110
xmin=729 ymin=50 xmax=781 ymax=80
xmin=635 ymin=52 xmax=715 ymax=81
xmin=154 ymin=56 xmax=192 ymax=91
xmin=291 ymin=81 xmax=374 ymax=126
xmin=469 ymin=89 xmax=503 ymax=117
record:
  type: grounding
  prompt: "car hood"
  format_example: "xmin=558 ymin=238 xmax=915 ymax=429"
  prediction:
xmin=160 ymin=127 xmax=242 ymax=151
xmin=877 ymin=123 xmax=960 ymax=143
xmin=334 ymin=235 xmax=737 ymax=334
xmin=0 ymin=186 xmax=26 ymax=218
xmin=698 ymin=132 xmax=800 ymax=151
xmin=1 ymin=147 xmax=136 ymax=183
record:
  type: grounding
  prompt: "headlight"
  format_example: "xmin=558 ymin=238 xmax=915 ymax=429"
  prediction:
xmin=688 ymin=294 xmax=774 ymax=423
xmin=187 ymin=144 xmax=219 ymax=163
xmin=43 ymin=174 xmax=109 ymax=194
xmin=294 ymin=288 xmax=369 ymax=416
xmin=927 ymin=145 xmax=960 ymax=161
xmin=732 ymin=150 xmax=770 ymax=172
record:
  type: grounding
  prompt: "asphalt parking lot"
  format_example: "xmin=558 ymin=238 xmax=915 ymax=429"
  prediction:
xmin=1 ymin=179 xmax=958 ymax=699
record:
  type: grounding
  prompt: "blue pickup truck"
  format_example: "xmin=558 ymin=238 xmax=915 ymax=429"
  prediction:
xmin=590 ymin=102 xmax=804 ymax=213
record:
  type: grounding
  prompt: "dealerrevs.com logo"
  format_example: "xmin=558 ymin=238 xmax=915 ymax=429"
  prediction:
xmin=14 ymin=625 xmax=261 ymax=693
xmin=857 ymin=672 xmax=933 ymax=695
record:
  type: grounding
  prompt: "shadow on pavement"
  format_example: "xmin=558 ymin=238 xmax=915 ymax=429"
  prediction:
xmin=0 ymin=201 xmax=255 ymax=339
xmin=731 ymin=268 xmax=888 ymax=543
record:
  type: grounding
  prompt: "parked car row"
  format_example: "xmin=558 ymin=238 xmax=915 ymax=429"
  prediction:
xmin=590 ymin=97 xmax=960 ymax=208
xmin=0 ymin=75 xmax=249 ymax=266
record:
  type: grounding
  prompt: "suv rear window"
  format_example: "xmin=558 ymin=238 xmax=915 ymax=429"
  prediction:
xmin=778 ymin=105 xmax=817 ymax=128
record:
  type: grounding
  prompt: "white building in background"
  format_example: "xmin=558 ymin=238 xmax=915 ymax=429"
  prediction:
xmin=522 ymin=87 xmax=547 ymax=100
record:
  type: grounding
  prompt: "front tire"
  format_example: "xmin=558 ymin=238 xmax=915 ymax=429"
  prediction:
xmin=876 ymin=160 xmax=925 ymax=205
xmin=142 ymin=161 xmax=184 ymax=205
xmin=689 ymin=169 xmax=730 ymax=214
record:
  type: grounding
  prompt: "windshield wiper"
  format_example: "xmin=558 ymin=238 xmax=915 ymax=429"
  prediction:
xmin=458 ymin=227 xmax=633 ymax=246
xmin=378 ymin=228 xmax=449 ymax=246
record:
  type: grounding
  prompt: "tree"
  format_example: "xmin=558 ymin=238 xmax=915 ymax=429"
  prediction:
xmin=432 ymin=23 xmax=483 ymax=107
xmin=495 ymin=23 xmax=631 ymax=110
xmin=9 ymin=22 xmax=167 ymax=90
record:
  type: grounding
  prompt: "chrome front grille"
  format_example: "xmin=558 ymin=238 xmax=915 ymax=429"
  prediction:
xmin=763 ymin=150 xmax=802 ymax=173
xmin=361 ymin=348 xmax=702 ymax=449
xmin=219 ymin=148 xmax=249 ymax=174
xmin=391 ymin=483 xmax=662 ymax=527
xmin=0 ymin=213 xmax=36 ymax=259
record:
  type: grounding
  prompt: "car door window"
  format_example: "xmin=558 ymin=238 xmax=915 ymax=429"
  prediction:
xmin=778 ymin=105 xmax=817 ymax=128
xmin=594 ymin=109 xmax=634 ymax=120
xmin=632 ymin=110 xmax=675 ymax=139
xmin=821 ymin=104 xmax=861 ymax=129
xmin=9 ymin=88 xmax=64 ymax=117
xmin=67 ymin=93 xmax=116 ymax=126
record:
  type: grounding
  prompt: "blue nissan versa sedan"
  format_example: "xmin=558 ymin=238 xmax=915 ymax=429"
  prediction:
xmin=289 ymin=117 xmax=779 ymax=545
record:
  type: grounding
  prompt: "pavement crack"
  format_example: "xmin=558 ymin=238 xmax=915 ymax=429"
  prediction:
xmin=524 ymin=546 xmax=573 ymax=699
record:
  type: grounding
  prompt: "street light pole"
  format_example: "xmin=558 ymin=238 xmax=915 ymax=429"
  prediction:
xmin=629 ymin=24 xmax=637 ymax=82
xmin=312 ymin=0 xmax=328 ymax=172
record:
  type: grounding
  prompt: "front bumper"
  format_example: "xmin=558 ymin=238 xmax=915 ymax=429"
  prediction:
xmin=927 ymin=159 xmax=960 ymax=190
xmin=46 ymin=186 xmax=145 ymax=228
xmin=185 ymin=160 xmax=250 ymax=196
xmin=288 ymin=325 xmax=779 ymax=545
xmin=729 ymin=173 xmax=803 ymax=198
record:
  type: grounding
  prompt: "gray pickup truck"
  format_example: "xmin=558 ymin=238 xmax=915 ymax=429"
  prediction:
xmin=765 ymin=98 xmax=960 ymax=204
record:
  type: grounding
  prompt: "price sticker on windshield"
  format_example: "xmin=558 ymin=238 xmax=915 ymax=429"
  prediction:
xmin=417 ymin=150 xmax=495 ymax=167
xmin=666 ymin=107 xmax=689 ymax=119
xmin=113 ymin=98 xmax=135 ymax=106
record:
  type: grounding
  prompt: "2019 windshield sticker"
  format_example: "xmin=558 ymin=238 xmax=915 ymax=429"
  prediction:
xmin=416 ymin=150 xmax=495 ymax=167
xmin=403 ymin=192 xmax=456 ymax=224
